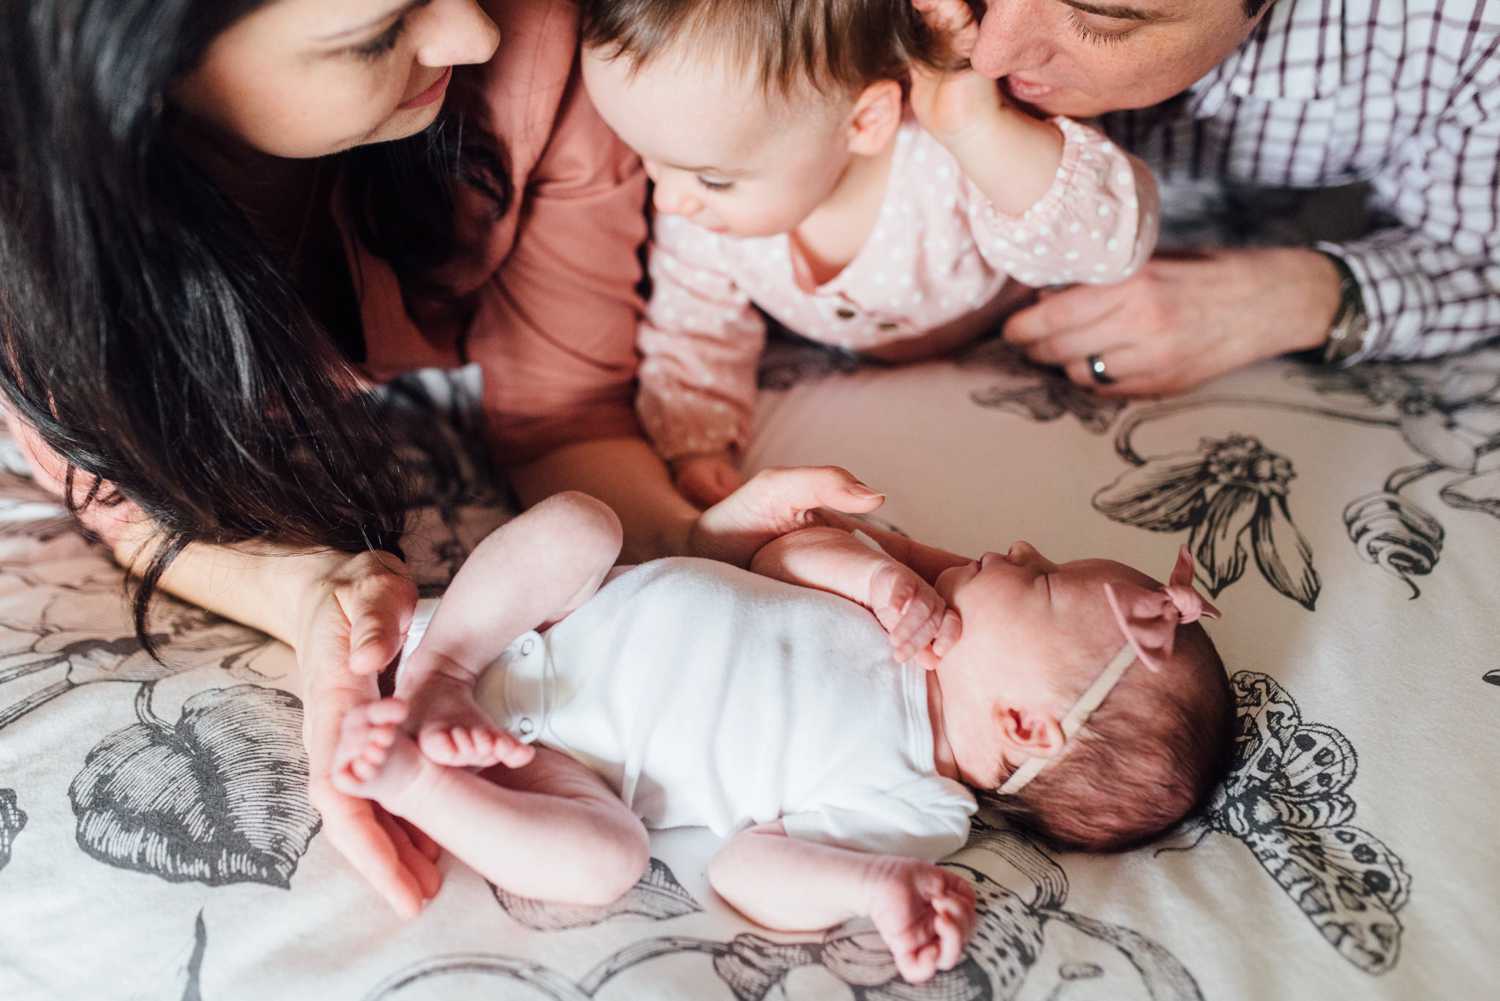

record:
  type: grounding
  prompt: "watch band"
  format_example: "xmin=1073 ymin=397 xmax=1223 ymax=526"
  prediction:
xmin=1320 ymin=251 xmax=1369 ymax=365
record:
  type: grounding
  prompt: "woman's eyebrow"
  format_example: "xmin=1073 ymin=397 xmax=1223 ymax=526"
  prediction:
xmin=315 ymin=1 xmax=421 ymax=43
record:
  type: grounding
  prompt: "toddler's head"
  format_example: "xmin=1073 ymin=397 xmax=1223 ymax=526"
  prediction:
xmin=579 ymin=0 xmax=953 ymax=237
xmin=932 ymin=543 xmax=1234 ymax=851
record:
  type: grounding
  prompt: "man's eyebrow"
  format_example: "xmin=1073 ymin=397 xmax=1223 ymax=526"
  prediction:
xmin=315 ymin=1 xmax=421 ymax=43
xmin=1060 ymin=0 xmax=1166 ymax=21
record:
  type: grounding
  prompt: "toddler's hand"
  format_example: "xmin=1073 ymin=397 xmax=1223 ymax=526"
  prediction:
xmin=866 ymin=858 xmax=977 ymax=984
xmin=909 ymin=0 xmax=1005 ymax=145
xmin=869 ymin=560 xmax=949 ymax=665
xmin=674 ymin=451 xmax=745 ymax=509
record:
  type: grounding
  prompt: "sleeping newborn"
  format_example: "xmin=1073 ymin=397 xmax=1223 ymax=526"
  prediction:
xmin=332 ymin=492 xmax=1233 ymax=983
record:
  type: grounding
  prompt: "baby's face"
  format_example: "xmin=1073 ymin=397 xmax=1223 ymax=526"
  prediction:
xmin=582 ymin=47 xmax=855 ymax=237
xmin=932 ymin=542 xmax=1153 ymax=786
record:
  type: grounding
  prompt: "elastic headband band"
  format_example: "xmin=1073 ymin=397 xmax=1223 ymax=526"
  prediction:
xmin=996 ymin=640 xmax=1137 ymax=795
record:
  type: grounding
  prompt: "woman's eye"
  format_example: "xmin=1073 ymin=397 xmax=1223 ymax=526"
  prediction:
xmin=1065 ymin=10 xmax=1135 ymax=46
xmin=696 ymin=176 xmax=736 ymax=192
xmin=349 ymin=17 xmax=408 ymax=61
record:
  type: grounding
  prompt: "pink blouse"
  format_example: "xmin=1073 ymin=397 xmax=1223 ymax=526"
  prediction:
xmin=7 ymin=0 xmax=649 ymax=543
xmin=637 ymin=116 xmax=1160 ymax=461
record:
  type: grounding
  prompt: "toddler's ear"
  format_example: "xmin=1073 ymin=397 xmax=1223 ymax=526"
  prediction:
xmin=847 ymin=80 xmax=904 ymax=156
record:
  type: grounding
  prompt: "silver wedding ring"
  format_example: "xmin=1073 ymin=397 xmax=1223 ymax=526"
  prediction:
xmin=1087 ymin=353 xmax=1115 ymax=385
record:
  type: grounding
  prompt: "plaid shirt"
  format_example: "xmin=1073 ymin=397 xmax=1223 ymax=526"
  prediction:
xmin=1102 ymin=0 xmax=1500 ymax=363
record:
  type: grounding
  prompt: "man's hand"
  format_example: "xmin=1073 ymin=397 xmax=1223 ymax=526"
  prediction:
xmin=1003 ymin=247 xmax=1339 ymax=395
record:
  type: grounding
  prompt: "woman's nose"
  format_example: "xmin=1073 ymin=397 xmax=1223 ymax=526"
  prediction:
xmin=412 ymin=0 xmax=503 ymax=68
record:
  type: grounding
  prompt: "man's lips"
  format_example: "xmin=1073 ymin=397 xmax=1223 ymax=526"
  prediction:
xmin=1005 ymin=76 xmax=1056 ymax=102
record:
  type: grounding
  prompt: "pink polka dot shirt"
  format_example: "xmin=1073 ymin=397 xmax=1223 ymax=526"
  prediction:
xmin=637 ymin=115 xmax=1161 ymax=461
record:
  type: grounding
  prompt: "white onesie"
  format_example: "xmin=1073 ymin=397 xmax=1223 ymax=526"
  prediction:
xmin=404 ymin=557 xmax=975 ymax=862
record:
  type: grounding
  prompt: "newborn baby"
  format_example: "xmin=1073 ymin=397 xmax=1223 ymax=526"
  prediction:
xmin=333 ymin=492 xmax=1232 ymax=983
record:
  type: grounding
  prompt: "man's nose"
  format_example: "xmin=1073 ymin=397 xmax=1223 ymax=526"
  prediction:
xmin=971 ymin=1 xmax=1050 ymax=79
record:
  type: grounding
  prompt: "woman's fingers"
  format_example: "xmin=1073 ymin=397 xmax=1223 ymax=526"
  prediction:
xmin=691 ymin=465 xmax=885 ymax=565
xmin=337 ymin=566 xmax=419 ymax=676
xmin=314 ymin=786 xmax=426 ymax=917
xmin=399 ymin=818 xmax=442 ymax=863
xmin=382 ymin=810 xmax=442 ymax=899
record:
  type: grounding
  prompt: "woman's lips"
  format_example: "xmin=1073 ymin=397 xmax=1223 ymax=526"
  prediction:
xmin=398 ymin=66 xmax=453 ymax=110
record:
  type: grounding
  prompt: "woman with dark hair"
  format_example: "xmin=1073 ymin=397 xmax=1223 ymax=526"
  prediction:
xmin=0 ymin=0 xmax=891 ymax=916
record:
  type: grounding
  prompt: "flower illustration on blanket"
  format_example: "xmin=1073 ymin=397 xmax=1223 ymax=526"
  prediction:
xmin=1298 ymin=363 xmax=1500 ymax=517
xmin=1163 ymin=671 xmax=1410 ymax=975
xmin=0 ymin=788 xmax=26 ymax=871
xmin=1094 ymin=434 xmax=1319 ymax=608
xmin=494 ymin=857 xmax=702 ymax=931
xmin=69 ymin=683 xmax=319 ymax=888
xmin=961 ymin=339 xmax=1127 ymax=433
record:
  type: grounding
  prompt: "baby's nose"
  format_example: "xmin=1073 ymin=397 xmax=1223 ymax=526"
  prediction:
xmin=652 ymin=183 xmax=702 ymax=218
xmin=1007 ymin=541 xmax=1040 ymax=562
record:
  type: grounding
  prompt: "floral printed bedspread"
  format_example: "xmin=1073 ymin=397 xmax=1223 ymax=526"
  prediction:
xmin=2 ymin=346 xmax=1496 ymax=1000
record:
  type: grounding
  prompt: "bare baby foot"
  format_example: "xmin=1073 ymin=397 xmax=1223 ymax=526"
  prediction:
xmin=866 ymin=858 xmax=977 ymax=984
xmin=405 ymin=664 xmax=534 ymax=769
xmin=332 ymin=699 xmax=429 ymax=808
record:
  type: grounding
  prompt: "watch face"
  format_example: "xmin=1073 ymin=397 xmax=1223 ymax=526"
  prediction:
xmin=1324 ymin=308 xmax=1368 ymax=364
xmin=1322 ymin=256 xmax=1368 ymax=365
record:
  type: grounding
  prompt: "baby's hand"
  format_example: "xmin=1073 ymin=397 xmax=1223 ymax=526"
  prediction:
xmin=909 ymin=0 xmax=1005 ymax=145
xmin=868 ymin=560 xmax=951 ymax=666
xmin=673 ymin=451 xmax=745 ymax=509
xmin=865 ymin=858 xmax=977 ymax=984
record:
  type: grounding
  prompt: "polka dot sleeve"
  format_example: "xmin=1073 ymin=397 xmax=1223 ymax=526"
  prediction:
xmin=963 ymin=117 xmax=1160 ymax=286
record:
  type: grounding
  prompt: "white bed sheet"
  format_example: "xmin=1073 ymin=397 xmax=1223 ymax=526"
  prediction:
xmin=1 ymin=345 xmax=1496 ymax=1000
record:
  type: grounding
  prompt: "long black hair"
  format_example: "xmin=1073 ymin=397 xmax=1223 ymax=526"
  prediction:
xmin=0 ymin=0 xmax=510 ymax=651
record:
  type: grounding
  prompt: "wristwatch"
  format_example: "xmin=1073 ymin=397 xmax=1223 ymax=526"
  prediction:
xmin=1320 ymin=251 xmax=1369 ymax=365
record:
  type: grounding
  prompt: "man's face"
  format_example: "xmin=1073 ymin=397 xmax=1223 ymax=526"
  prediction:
xmin=971 ymin=0 xmax=1273 ymax=118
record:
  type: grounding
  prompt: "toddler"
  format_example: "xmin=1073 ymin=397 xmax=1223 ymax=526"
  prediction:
xmin=578 ymin=0 xmax=1161 ymax=505
xmin=333 ymin=492 xmax=1233 ymax=984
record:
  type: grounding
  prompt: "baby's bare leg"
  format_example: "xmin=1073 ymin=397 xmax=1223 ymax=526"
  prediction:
xmin=708 ymin=824 xmax=977 ymax=985
xmin=398 ymin=492 xmax=623 ymax=767
xmin=335 ymin=699 xmax=648 ymax=907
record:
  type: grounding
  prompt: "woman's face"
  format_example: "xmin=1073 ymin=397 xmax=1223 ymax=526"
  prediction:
xmin=174 ymin=0 xmax=502 ymax=158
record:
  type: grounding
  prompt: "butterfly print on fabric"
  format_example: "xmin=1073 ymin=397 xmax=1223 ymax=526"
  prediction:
xmin=1166 ymin=672 xmax=1411 ymax=975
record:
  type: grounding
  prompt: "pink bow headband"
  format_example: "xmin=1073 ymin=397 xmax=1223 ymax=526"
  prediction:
xmin=998 ymin=546 xmax=1221 ymax=796
xmin=1102 ymin=545 xmax=1221 ymax=672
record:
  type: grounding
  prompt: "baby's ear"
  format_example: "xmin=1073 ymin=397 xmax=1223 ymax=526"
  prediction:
xmin=847 ymin=80 xmax=904 ymax=156
xmin=996 ymin=704 xmax=1065 ymax=762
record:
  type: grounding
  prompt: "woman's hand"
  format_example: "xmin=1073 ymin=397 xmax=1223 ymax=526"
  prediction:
xmin=294 ymin=550 xmax=442 ymax=917
xmin=687 ymin=466 xmax=888 ymax=567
